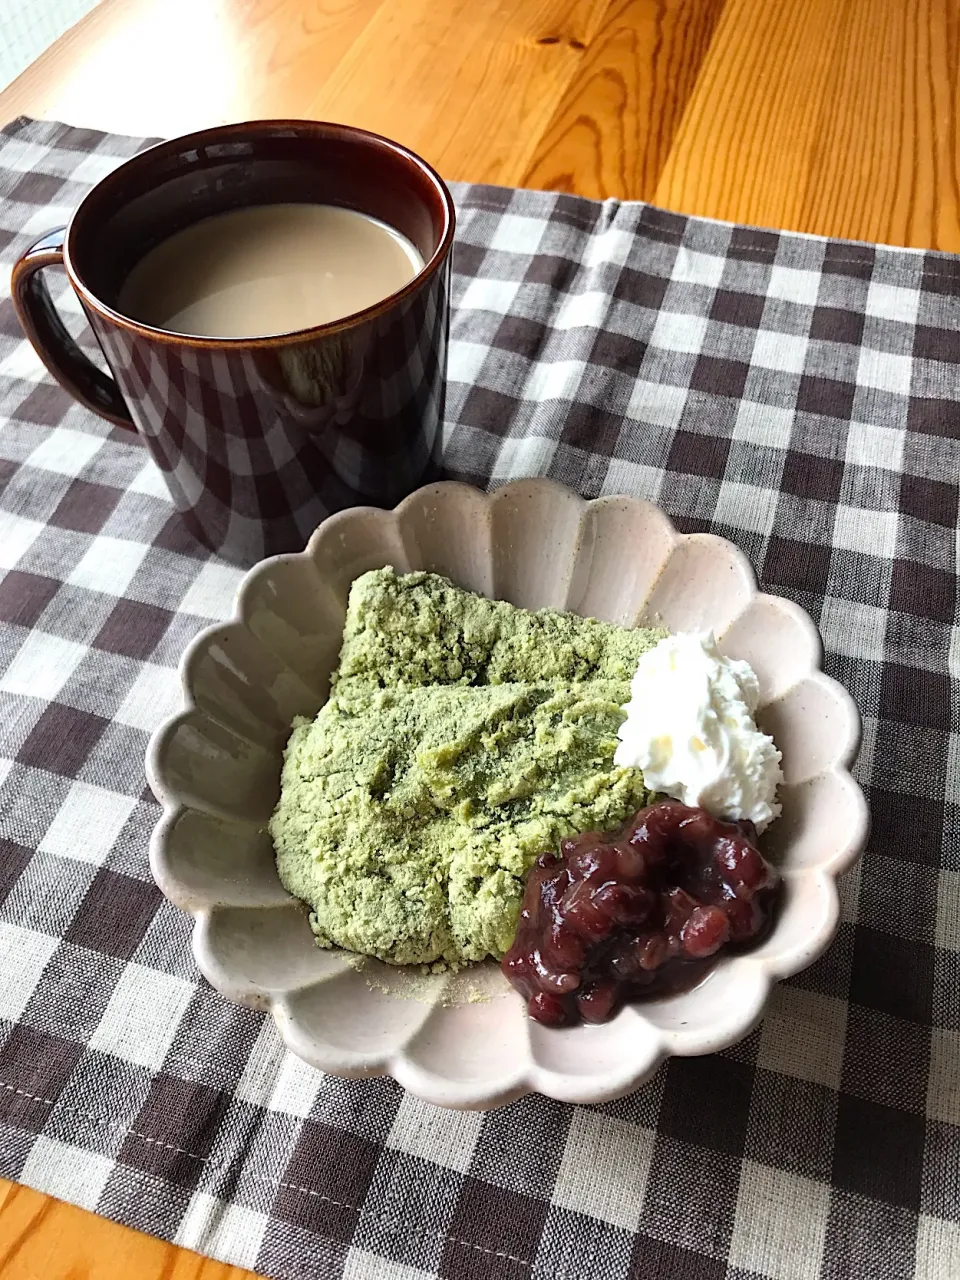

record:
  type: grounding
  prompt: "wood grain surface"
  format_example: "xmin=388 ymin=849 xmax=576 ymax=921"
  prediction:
xmin=1 ymin=0 xmax=957 ymax=1275
xmin=522 ymin=0 xmax=726 ymax=199
xmin=654 ymin=0 xmax=960 ymax=250
xmin=0 ymin=1179 xmax=257 ymax=1278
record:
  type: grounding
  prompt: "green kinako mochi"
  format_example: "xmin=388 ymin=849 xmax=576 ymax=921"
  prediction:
xmin=270 ymin=567 xmax=665 ymax=969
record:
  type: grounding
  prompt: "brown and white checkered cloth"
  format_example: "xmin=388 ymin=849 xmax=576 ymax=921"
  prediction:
xmin=0 ymin=115 xmax=957 ymax=1280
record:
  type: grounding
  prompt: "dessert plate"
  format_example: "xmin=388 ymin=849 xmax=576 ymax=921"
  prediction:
xmin=147 ymin=479 xmax=868 ymax=1109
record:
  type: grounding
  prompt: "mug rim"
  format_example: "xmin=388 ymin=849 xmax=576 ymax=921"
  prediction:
xmin=62 ymin=118 xmax=456 ymax=349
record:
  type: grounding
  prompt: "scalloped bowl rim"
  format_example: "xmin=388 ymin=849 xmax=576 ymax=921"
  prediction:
xmin=146 ymin=479 xmax=869 ymax=1110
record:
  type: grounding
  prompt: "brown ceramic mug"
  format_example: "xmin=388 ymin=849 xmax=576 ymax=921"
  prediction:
xmin=10 ymin=120 xmax=455 ymax=565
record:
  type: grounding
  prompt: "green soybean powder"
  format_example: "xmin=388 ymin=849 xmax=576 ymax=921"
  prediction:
xmin=270 ymin=567 xmax=664 ymax=969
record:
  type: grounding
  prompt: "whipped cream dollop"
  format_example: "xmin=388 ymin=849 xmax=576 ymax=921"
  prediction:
xmin=614 ymin=632 xmax=783 ymax=832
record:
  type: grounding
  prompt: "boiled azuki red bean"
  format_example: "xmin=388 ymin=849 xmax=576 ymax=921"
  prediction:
xmin=502 ymin=801 xmax=780 ymax=1027
xmin=680 ymin=905 xmax=731 ymax=958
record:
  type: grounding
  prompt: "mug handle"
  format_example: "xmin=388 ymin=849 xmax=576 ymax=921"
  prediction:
xmin=10 ymin=227 xmax=135 ymax=429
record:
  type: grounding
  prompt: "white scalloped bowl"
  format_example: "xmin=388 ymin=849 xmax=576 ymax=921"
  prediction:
xmin=146 ymin=479 xmax=868 ymax=1109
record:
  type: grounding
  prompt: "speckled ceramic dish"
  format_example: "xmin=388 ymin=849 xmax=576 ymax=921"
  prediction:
xmin=146 ymin=479 xmax=868 ymax=1110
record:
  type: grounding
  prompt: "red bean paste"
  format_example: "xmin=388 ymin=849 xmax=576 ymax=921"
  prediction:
xmin=502 ymin=801 xmax=780 ymax=1026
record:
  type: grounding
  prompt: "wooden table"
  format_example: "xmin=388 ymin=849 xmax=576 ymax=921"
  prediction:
xmin=0 ymin=0 xmax=957 ymax=1275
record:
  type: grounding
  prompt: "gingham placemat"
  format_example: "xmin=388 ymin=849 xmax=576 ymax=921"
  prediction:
xmin=0 ymin=115 xmax=957 ymax=1280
